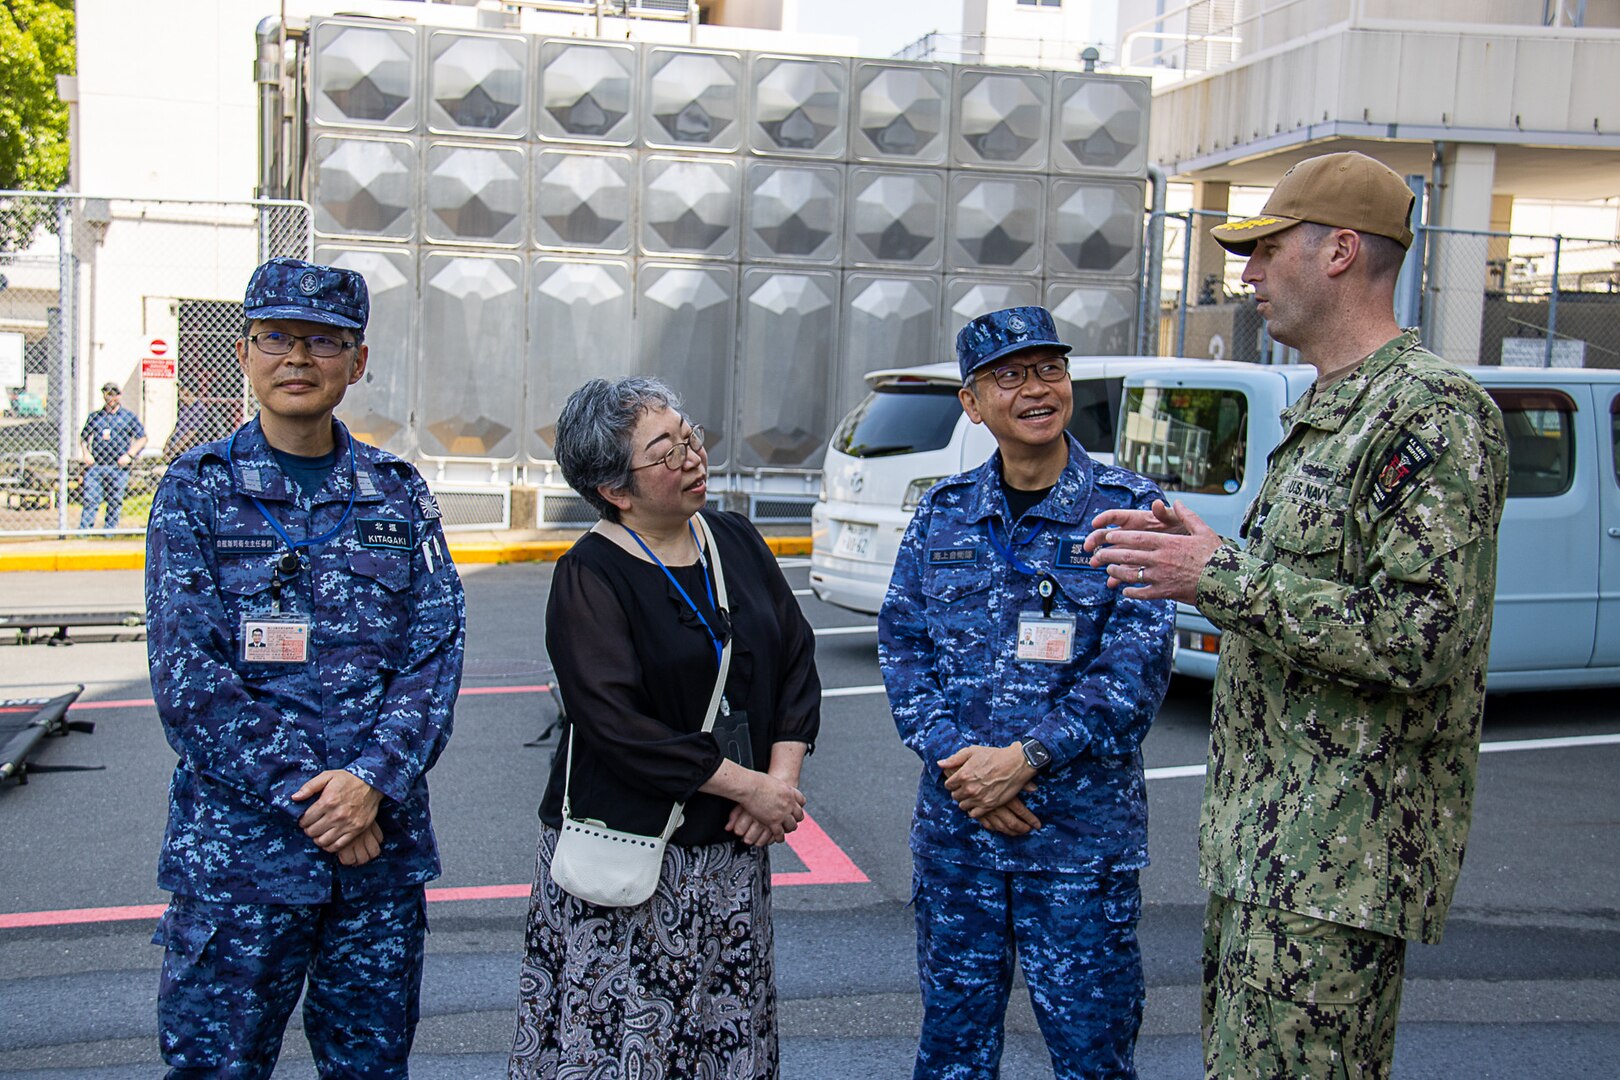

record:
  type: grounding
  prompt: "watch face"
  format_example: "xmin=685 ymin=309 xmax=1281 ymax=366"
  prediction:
xmin=1024 ymin=740 xmax=1051 ymax=769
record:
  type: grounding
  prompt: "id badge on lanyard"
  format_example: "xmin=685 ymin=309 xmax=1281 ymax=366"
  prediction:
xmin=239 ymin=614 xmax=310 ymax=664
xmin=1016 ymin=612 xmax=1076 ymax=664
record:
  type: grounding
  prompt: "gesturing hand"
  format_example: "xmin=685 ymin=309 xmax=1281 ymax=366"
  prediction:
xmin=1084 ymin=498 xmax=1223 ymax=605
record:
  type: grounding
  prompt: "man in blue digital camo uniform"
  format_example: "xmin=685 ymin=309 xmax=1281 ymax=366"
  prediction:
xmin=879 ymin=306 xmax=1176 ymax=1080
xmin=79 ymin=380 xmax=147 ymax=531
xmin=145 ymin=257 xmax=466 ymax=1079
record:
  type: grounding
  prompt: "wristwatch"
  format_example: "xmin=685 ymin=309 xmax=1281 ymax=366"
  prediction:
xmin=1020 ymin=738 xmax=1052 ymax=772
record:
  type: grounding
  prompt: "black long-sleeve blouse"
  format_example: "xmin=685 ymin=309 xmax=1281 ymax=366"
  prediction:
xmin=540 ymin=510 xmax=821 ymax=845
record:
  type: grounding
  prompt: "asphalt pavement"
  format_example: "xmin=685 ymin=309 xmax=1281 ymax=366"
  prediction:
xmin=1 ymin=559 xmax=1617 ymax=1078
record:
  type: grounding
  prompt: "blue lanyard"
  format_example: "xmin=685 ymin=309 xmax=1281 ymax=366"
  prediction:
xmin=984 ymin=518 xmax=1046 ymax=576
xmin=624 ymin=520 xmax=724 ymax=669
xmin=229 ymin=426 xmax=360 ymax=556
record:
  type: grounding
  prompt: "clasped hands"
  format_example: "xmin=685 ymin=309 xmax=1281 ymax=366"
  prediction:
xmin=293 ymin=769 xmax=385 ymax=867
xmin=938 ymin=744 xmax=1041 ymax=837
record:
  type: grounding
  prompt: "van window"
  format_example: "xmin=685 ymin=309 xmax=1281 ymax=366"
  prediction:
xmin=1117 ymin=386 xmax=1249 ymax=494
xmin=1611 ymin=394 xmax=1620 ymax=488
xmin=1068 ymin=377 xmax=1124 ymax=454
xmin=1488 ymin=388 xmax=1576 ymax=498
xmin=833 ymin=384 xmax=964 ymax=458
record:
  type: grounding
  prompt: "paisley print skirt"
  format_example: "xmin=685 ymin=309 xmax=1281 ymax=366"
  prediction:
xmin=508 ymin=824 xmax=778 ymax=1079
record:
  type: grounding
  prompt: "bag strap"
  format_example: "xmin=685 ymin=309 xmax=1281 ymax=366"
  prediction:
xmin=562 ymin=510 xmax=732 ymax=843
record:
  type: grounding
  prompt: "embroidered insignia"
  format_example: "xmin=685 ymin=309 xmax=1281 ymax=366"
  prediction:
xmin=1053 ymin=538 xmax=1097 ymax=571
xmin=1370 ymin=433 xmax=1436 ymax=511
xmin=1220 ymin=216 xmax=1282 ymax=232
xmin=928 ymin=547 xmax=979 ymax=566
xmin=417 ymin=493 xmax=442 ymax=520
xmin=1007 ymin=315 xmax=1026 ymax=333
xmin=299 ymin=271 xmax=320 ymax=294
xmin=215 ymin=535 xmax=276 ymax=554
xmin=357 ymin=518 xmax=412 ymax=550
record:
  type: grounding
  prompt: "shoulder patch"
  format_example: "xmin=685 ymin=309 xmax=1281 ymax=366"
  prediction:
xmin=1370 ymin=432 xmax=1436 ymax=511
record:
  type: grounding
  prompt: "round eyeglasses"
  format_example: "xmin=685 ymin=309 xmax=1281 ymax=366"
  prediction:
xmin=979 ymin=356 xmax=1070 ymax=391
xmin=248 ymin=331 xmax=357 ymax=359
xmin=630 ymin=424 xmax=705 ymax=472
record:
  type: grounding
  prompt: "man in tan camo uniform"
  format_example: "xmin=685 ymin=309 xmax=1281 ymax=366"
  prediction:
xmin=1084 ymin=151 xmax=1510 ymax=1079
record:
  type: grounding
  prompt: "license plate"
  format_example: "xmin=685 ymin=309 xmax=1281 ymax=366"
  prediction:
xmin=833 ymin=522 xmax=875 ymax=559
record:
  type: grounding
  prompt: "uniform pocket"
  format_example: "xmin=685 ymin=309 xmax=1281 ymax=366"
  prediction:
xmin=1240 ymin=914 xmax=1386 ymax=1005
xmin=920 ymin=567 xmax=994 ymax=673
xmin=152 ymin=899 xmax=218 ymax=965
xmin=347 ymin=550 xmax=411 ymax=593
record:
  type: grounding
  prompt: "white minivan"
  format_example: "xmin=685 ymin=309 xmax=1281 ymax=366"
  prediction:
xmin=1117 ymin=361 xmax=1620 ymax=691
xmin=809 ymin=356 xmax=1191 ymax=615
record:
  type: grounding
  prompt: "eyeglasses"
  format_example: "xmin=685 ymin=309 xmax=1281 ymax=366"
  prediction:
xmin=630 ymin=424 xmax=706 ymax=472
xmin=101 ymin=388 xmax=120 ymax=396
xmin=247 ymin=331 xmax=357 ymax=359
xmin=978 ymin=356 xmax=1070 ymax=391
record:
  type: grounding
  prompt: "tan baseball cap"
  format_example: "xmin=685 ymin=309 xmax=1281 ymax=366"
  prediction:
xmin=1210 ymin=151 xmax=1415 ymax=256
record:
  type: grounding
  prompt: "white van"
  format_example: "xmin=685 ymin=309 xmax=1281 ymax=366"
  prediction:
xmin=809 ymin=356 xmax=1191 ymax=615
xmin=1118 ymin=361 xmax=1620 ymax=691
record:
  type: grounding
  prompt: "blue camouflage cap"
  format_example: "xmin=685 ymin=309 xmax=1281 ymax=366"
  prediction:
xmin=244 ymin=257 xmax=368 ymax=331
xmin=956 ymin=305 xmax=1071 ymax=382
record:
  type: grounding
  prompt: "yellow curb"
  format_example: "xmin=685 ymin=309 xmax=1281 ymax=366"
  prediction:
xmin=0 ymin=535 xmax=815 ymax=571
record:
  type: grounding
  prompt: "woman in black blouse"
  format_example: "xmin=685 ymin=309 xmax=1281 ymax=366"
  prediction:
xmin=509 ymin=377 xmax=820 ymax=1079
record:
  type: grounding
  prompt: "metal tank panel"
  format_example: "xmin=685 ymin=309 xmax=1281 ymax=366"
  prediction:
xmin=418 ymin=251 xmax=525 ymax=461
xmin=640 ymin=155 xmax=740 ymax=259
xmin=536 ymin=40 xmax=637 ymax=146
xmin=644 ymin=47 xmax=743 ymax=152
xmin=745 ymin=162 xmax=843 ymax=264
xmin=427 ymin=30 xmax=529 ymax=138
xmin=635 ymin=262 xmax=738 ymax=468
xmin=845 ymin=167 xmax=943 ymax=269
xmin=948 ymin=173 xmax=1046 ymax=274
xmin=533 ymin=150 xmax=634 ymax=253
xmin=311 ymin=135 xmax=417 ymax=241
xmin=944 ymin=276 xmax=1042 ymax=348
xmin=1050 ymin=74 xmax=1150 ymax=177
xmin=850 ymin=61 xmax=949 ymax=165
xmin=319 ymin=245 xmax=418 ymax=459
xmin=737 ymin=269 xmax=839 ymax=468
xmin=748 ymin=55 xmax=848 ymax=160
xmin=312 ymin=20 xmax=419 ymax=131
xmin=951 ymin=68 xmax=1049 ymax=172
xmin=1046 ymin=179 xmax=1145 ymax=278
xmin=527 ymin=257 xmax=635 ymax=462
xmin=1046 ymin=279 xmax=1139 ymax=356
xmin=424 ymin=142 xmax=527 ymax=247
xmin=838 ymin=272 xmax=941 ymax=417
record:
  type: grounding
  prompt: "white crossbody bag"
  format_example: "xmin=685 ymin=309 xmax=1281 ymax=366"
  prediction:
xmin=550 ymin=511 xmax=732 ymax=908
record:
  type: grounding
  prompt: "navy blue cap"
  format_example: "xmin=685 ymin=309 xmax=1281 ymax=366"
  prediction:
xmin=244 ymin=257 xmax=368 ymax=332
xmin=956 ymin=305 xmax=1071 ymax=382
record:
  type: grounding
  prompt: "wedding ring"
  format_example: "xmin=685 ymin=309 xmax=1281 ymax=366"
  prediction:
xmin=1136 ymin=565 xmax=1147 ymax=585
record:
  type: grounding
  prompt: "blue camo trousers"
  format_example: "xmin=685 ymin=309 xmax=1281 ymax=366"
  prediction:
xmin=152 ymin=887 xmax=427 ymax=1080
xmin=912 ymin=855 xmax=1144 ymax=1080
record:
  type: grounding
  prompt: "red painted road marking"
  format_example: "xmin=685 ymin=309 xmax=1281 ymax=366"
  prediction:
xmin=0 ymin=814 xmax=869 ymax=930
xmin=65 ymin=684 xmax=556 ymax=712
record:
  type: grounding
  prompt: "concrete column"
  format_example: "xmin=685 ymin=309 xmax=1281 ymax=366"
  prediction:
xmin=1486 ymin=193 xmax=1514 ymax=291
xmin=1189 ymin=179 xmax=1230 ymax=306
xmin=1427 ymin=142 xmax=1497 ymax=364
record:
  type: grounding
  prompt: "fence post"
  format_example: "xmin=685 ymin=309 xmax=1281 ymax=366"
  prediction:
xmin=1177 ymin=212 xmax=1192 ymax=357
xmin=1544 ymin=234 xmax=1562 ymax=368
xmin=54 ymin=195 xmax=73 ymax=532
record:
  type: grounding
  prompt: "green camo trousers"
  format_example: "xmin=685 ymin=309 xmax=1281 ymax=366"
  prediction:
xmin=1201 ymin=894 xmax=1406 ymax=1080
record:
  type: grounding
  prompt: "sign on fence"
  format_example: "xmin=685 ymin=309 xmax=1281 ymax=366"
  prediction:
xmin=1501 ymin=338 xmax=1586 ymax=369
xmin=0 ymin=332 xmax=23 ymax=389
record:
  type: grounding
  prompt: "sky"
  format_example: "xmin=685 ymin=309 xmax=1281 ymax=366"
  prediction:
xmin=794 ymin=0 xmax=962 ymax=60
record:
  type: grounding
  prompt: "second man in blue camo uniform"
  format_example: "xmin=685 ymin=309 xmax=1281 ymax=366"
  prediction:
xmin=145 ymin=257 xmax=466 ymax=1079
xmin=879 ymin=307 xmax=1175 ymax=1080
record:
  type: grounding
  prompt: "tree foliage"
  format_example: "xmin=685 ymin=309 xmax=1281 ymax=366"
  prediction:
xmin=0 ymin=0 xmax=75 ymax=193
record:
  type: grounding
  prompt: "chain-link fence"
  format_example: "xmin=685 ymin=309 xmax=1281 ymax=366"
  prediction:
xmin=0 ymin=192 xmax=310 ymax=536
xmin=1152 ymin=212 xmax=1620 ymax=371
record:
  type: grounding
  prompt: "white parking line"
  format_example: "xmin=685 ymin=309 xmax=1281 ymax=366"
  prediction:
xmin=1142 ymin=731 xmax=1620 ymax=782
xmin=778 ymin=558 xmax=812 ymax=568
xmin=813 ymin=625 xmax=878 ymax=638
xmin=792 ymin=588 xmax=814 ymax=596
